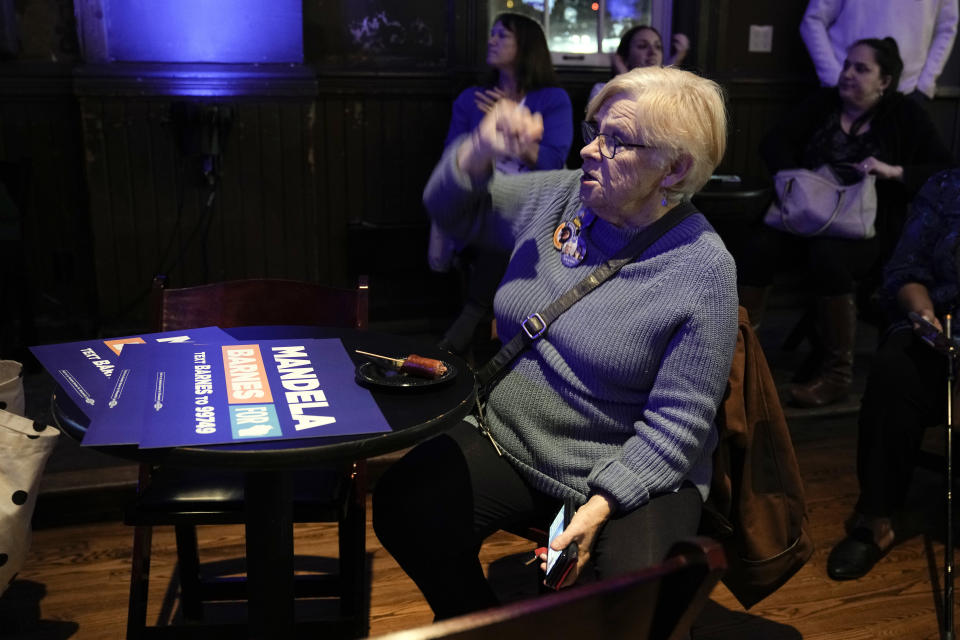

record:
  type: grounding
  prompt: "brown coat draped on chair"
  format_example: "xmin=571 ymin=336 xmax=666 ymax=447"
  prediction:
xmin=702 ymin=307 xmax=814 ymax=608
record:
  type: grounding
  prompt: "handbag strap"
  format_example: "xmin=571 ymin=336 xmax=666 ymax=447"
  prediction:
xmin=476 ymin=201 xmax=697 ymax=395
xmin=775 ymin=168 xmax=876 ymax=238
xmin=780 ymin=178 xmax=846 ymax=237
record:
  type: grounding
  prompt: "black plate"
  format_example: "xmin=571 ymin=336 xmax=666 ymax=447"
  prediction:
xmin=355 ymin=360 xmax=457 ymax=388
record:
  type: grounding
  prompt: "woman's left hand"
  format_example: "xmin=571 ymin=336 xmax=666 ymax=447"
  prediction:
xmin=859 ymin=156 xmax=904 ymax=181
xmin=670 ymin=33 xmax=690 ymax=65
xmin=538 ymin=493 xmax=614 ymax=588
xmin=474 ymin=87 xmax=507 ymax=114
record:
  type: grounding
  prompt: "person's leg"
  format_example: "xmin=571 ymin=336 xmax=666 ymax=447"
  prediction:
xmin=827 ymin=327 xmax=945 ymax=579
xmin=855 ymin=327 xmax=945 ymax=517
xmin=736 ymin=225 xmax=806 ymax=330
xmin=589 ymin=486 xmax=702 ymax=579
xmin=789 ymin=293 xmax=857 ymax=406
xmin=372 ymin=421 xmax=556 ymax=619
xmin=790 ymin=237 xmax=878 ymax=407
xmin=735 ymin=226 xmax=797 ymax=330
xmin=804 ymin=236 xmax=879 ymax=298
xmin=734 ymin=225 xmax=796 ymax=289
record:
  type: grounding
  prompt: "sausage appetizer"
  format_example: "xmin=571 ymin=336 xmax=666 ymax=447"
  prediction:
xmin=355 ymin=350 xmax=448 ymax=379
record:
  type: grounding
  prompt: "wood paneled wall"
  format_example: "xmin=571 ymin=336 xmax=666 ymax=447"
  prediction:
xmin=70 ymin=68 xmax=460 ymax=333
xmin=79 ymin=93 xmax=327 ymax=332
xmin=0 ymin=64 xmax=97 ymax=347
xmin=6 ymin=0 xmax=960 ymax=342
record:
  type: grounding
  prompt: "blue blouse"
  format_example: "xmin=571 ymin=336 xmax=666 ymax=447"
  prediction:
xmin=883 ymin=168 xmax=960 ymax=318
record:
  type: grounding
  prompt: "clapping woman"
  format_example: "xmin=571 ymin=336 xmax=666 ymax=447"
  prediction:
xmin=429 ymin=13 xmax=573 ymax=357
xmin=588 ymin=25 xmax=690 ymax=103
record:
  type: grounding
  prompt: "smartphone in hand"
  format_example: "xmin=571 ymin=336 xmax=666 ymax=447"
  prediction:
xmin=908 ymin=311 xmax=953 ymax=353
xmin=544 ymin=500 xmax=578 ymax=590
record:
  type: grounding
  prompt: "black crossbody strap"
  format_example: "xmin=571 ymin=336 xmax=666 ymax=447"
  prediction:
xmin=477 ymin=201 xmax=697 ymax=392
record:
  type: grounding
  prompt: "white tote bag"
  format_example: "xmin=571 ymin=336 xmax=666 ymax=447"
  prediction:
xmin=0 ymin=360 xmax=25 ymax=417
xmin=763 ymin=165 xmax=878 ymax=239
xmin=0 ymin=409 xmax=59 ymax=595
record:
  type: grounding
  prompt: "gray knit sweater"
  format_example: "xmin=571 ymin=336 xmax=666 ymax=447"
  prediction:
xmin=424 ymin=142 xmax=739 ymax=513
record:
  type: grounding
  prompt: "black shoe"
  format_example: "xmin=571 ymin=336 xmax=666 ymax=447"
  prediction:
xmin=826 ymin=527 xmax=886 ymax=580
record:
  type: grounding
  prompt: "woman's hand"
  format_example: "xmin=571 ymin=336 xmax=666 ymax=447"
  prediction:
xmin=538 ymin=494 xmax=614 ymax=588
xmin=474 ymin=87 xmax=507 ymax=114
xmin=859 ymin=156 xmax=904 ymax=181
xmin=914 ymin=313 xmax=943 ymax=334
xmin=898 ymin=282 xmax=941 ymax=332
xmin=670 ymin=33 xmax=690 ymax=66
xmin=456 ymin=99 xmax=543 ymax=177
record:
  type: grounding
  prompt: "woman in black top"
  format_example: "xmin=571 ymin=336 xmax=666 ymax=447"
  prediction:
xmin=738 ymin=37 xmax=953 ymax=408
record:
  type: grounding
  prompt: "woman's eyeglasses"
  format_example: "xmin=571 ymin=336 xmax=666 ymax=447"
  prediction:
xmin=581 ymin=121 xmax=651 ymax=159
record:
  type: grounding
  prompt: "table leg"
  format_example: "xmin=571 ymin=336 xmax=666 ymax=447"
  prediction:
xmin=245 ymin=470 xmax=294 ymax=638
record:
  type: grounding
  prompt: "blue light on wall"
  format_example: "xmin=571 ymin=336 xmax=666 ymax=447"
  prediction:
xmin=107 ymin=0 xmax=303 ymax=63
xmin=607 ymin=0 xmax=649 ymax=22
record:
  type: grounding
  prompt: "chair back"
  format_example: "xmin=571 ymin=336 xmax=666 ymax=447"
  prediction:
xmin=150 ymin=275 xmax=368 ymax=331
xmin=368 ymin=537 xmax=725 ymax=640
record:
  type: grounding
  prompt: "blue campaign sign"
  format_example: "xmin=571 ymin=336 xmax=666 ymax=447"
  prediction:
xmin=80 ymin=342 xmax=170 ymax=446
xmin=29 ymin=327 xmax=235 ymax=419
xmin=86 ymin=338 xmax=391 ymax=448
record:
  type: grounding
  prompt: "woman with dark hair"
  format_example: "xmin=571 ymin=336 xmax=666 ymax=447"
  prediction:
xmin=737 ymin=37 xmax=953 ymax=408
xmin=429 ymin=13 xmax=573 ymax=357
xmin=616 ymin=23 xmax=690 ymax=69
xmin=588 ymin=24 xmax=690 ymax=102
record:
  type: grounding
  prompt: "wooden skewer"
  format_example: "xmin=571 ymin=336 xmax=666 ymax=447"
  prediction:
xmin=355 ymin=350 xmax=404 ymax=368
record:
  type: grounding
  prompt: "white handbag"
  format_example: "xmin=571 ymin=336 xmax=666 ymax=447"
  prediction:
xmin=0 ymin=360 xmax=25 ymax=417
xmin=763 ymin=165 xmax=877 ymax=239
xmin=0 ymin=409 xmax=59 ymax=595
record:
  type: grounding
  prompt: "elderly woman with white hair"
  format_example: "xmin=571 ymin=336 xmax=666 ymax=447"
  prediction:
xmin=373 ymin=66 xmax=739 ymax=619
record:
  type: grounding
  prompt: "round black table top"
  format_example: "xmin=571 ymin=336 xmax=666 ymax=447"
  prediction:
xmin=691 ymin=175 xmax=773 ymax=222
xmin=51 ymin=326 xmax=476 ymax=470
xmin=694 ymin=175 xmax=772 ymax=199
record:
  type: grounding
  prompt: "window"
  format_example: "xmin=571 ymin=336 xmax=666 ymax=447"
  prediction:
xmin=488 ymin=0 xmax=670 ymax=66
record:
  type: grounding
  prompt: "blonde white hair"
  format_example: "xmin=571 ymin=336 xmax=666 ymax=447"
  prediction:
xmin=586 ymin=66 xmax=727 ymax=203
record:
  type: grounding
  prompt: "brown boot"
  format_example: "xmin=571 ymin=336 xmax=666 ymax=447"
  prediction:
xmin=790 ymin=294 xmax=856 ymax=407
xmin=738 ymin=285 xmax=771 ymax=330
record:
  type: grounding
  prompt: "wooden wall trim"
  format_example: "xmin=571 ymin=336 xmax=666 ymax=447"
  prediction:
xmin=73 ymin=63 xmax=318 ymax=98
xmin=69 ymin=64 xmax=472 ymax=98
xmin=0 ymin=62 xmax=76 ymax=96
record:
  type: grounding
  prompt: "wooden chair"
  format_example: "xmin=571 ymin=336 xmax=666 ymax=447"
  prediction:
xmin=367 ymin=536 xmax=726 ymax=640
xmin=125 ymin=275 xmax=369 ymax=638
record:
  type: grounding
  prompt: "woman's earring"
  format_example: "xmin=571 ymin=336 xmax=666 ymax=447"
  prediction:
xmin=661 ymin=191 xmax=668 ymax=207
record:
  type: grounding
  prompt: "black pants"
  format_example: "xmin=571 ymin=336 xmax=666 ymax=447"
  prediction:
xmin=736 ymin=224 xmax=879 ymax=296
xmin=855 ymin=326 xmax=949 ymax=516
xmin=372 ymin=421 xmax=702 ymax=620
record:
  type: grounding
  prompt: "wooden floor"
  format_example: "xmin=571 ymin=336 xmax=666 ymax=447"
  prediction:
xmin=3 ymin=410 xmax=959 ymax=639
